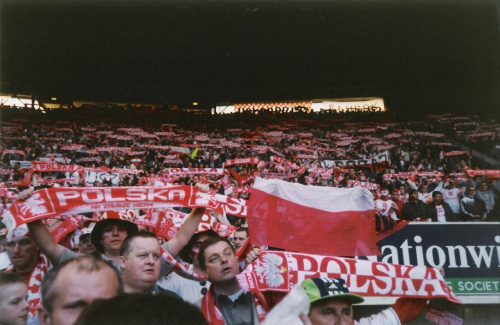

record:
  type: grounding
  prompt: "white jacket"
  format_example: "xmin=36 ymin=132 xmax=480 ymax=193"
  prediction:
xmin=356 ymin=308 xmax=401 ymax=325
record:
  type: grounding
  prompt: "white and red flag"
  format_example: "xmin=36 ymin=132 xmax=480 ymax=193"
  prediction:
xmin=247 ymin=177 xmax=378 ymax=257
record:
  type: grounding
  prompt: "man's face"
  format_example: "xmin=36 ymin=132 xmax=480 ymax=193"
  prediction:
xmin=78 ymin=235 xmax=98 ymax=256
xmin=40 ymin=264 xmax=120 ymax=325
xmin=120 ymin=237 xmax=161 ymax=291
xmin=434 ymin=194 xmax=443 ymax=204
xmin=6 ymin=236 xmax=40 ymax=272
xmin=100 ymin=224 xmax=128 ymax=254
xmin=190 ymin=233 xmax=213 ymax=263
xmin=232 ymin=231 xmax=248 ymax=250
xmin=309 ymin=298 xmax=354 ymax=325
xmin=202 ymin=241 xmax=239 ymax=284
xmin=391 ymin=194 xmax=400 ymax=202
xmin=0 ymin=282 xmax=29 ymax=325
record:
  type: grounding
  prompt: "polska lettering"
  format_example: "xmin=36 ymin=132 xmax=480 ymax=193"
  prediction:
xmin=4 ymin=186 xmax=248 ymax=229
xmin=238 ymin=251 xmax=460 ymax=304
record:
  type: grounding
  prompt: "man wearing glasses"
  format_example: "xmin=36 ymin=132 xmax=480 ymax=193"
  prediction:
xmin=460 ymin=187 xmax=487 ymax=221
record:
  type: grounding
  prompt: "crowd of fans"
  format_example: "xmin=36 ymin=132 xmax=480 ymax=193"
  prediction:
xmin=0 ymin=106 xmax=498 ymax=324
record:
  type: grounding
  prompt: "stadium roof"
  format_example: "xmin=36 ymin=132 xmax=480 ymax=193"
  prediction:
xmin=1 ymin=0 xmax=499 ymax=115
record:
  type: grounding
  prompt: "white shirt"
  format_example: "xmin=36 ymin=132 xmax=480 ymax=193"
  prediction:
xmin=435 ymin=204 xmax=447 ymax=222
xmin=374 ymin=199 xmax=398 ymax=220
xmin=442 ymin=188 xmax=461 ymax=213
xmin=356 ymin=308 xmax=401 ymax=325
xmin=157 ymin=271 xmax=210 ymax=304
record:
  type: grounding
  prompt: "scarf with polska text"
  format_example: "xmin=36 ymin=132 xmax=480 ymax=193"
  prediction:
xmin=236 ymin=251 xmax=461 ymax=305
xmin=2 ymin=186 xmax=247 ymax=231
xmin=201 ymin=284 xmax=269 ymax=325
xmin=5 ymin=254 xmax=50 ymax=321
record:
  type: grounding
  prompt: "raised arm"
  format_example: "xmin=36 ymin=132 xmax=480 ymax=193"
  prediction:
xmin=27 ymin=219 xmax=63 ymax=265
xmin=164 ymin=183 xmax=209 ymax=257
xmin=18 ymin=188 xmax=63 ymax=265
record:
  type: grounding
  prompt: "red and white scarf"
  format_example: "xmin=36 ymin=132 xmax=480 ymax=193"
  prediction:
xmin=3 ymin=186 xmax=247 ymax=230
xmin=160 ymin=246 xmax=206 ymax=281
xmin=5 ymin=254 xmax=50 ymax=321
xmin=201 ymin=284 xmax=269 ymax=325
xmin=237 ymin=251 xmax=461 ymax=305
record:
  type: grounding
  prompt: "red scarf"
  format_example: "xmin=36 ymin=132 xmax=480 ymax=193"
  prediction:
xmin=237 ymin=251 xmax=461 ymax=305
xmin=160 ymin=246 xmax=206 ymax=281
xmin=6 ymin=254 xmax=50 ymax=320
xmin=201 ymin=285 xmax=269 ymax=325
xmin=3 ymin=186 xmax=247 ymax=230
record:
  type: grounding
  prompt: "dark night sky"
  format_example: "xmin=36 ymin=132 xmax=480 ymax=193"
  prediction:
xmin=1 ymin=0 xmax=499 ymax=114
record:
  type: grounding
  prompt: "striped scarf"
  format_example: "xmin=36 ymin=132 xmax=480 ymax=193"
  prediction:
xmin=6 ymin=254 xmax=50 ymax=322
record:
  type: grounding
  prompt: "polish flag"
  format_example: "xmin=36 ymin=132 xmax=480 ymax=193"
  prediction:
xmin=248 ymin=177 xmax=379 ymax=257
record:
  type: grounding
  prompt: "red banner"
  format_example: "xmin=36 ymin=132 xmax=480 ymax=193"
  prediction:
xmin=3 ymin=186 xmax=247 ymax=230
xmin=237 ymin=251 xmax=461 ymax=305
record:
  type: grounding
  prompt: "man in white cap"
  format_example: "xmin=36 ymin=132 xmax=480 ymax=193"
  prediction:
xmin=373 ymin=188 xmax=398 ymax=221
xmin=76 ymin=223 xmax=99 ymax=257
xmin=3 ymin=224 xmax=47 ymax=325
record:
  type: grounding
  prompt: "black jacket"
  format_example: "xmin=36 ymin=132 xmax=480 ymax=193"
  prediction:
xmin=402 ymin=200 xmax=432 ymax=221
xmin=427 ymin=201 xmax=455 ymax=222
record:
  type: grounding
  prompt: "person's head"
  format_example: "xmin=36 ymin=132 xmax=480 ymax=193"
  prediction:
xmin=479 ymin=181 xmax=489 ymax=191
xmin=232 ymin=227 xmax=249 ymax=250
xmin=179 ymin=230 xmax=218 ymax=265
xmin=302 ymin=278 xmax=364 ymax=325
xmin=399 ymin=185 xmax=407 ymax=195
xmin=378 ymin=188 xmax=389 ymax=199
xmin=78 ymin=228 xmax=99 ymax=257
xmin=466 ymin=186 xmax=477 ymax=197
xmin=419 ymin=184 xmax=429 ymax=193
xmin=409 ymin=189 xmax=419 ymax=202
xmin=445 ymin=180 xmax=455 ymax=189
xmin=74 ymin=293 xmax=207 ymax=325
xmin=432 ymin=191 xmax=443 ymax=204
xmin=90 ymin=218 xmax=138 ymax=256
xmin=119 ymin=232 xmax=161 ymax=293
xmin=198 ymin=237 xmax=238 ymax=286
xmin=39 ymin=256 xmax=122 ymax=325
xmin=0 ymin=272 xmax=29 ymax=325
xmin=391 ymin=189 xmax=400 ymax=201
xmin=6 ymin=226 xmax=40 ymax=273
